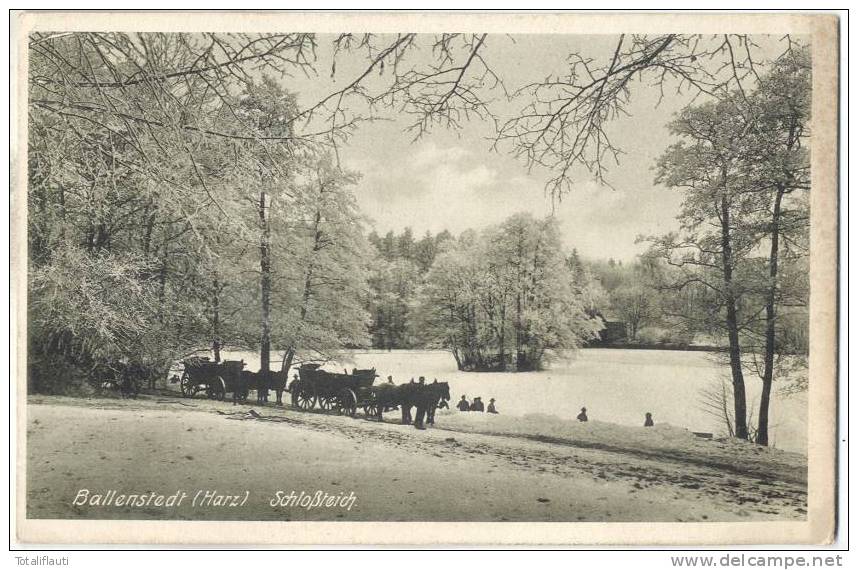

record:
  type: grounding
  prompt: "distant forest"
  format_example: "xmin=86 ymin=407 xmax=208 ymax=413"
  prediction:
xmin=365 ymin=226 xmax=802 ymax=353
xmin=365 ymin=228 xmax=451 ymax=349
xmin=366 ymin=215 xmax=604 ymax=371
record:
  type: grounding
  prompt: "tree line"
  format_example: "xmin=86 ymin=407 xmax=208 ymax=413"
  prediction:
xmin=365 ymin=228 xmax=452 ymax=349
xmin=365 ymin=232 xmax=808 ymax=359
xmin=365 ymin=222 xmax=605 ymax=371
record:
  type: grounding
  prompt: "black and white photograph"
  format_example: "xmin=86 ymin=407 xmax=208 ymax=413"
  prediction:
xmin=11 ymin=10 xmax=841 ymax=546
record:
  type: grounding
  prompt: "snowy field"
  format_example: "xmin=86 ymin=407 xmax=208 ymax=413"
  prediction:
xmin=26 ymin=395 xmax=808 ymax=521
xmin=220 ymin=348 xmax=807 ymax=454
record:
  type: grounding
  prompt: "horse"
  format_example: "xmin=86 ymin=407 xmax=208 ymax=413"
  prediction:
xmin=396 ymin=382 xmax=423 ymax=426
xmin=365 ymin=383 xmax=400 ymax=422
xmin=363 ymin=380 xmax=450 ymax=429
xmin=361 ymin=382 xmax=418 ymax=424
xmin=398 ymin=381 xmax=451 ymax=429
xmin=241 ymin=370 xmax=289 ymax=405
xmin=424 ymin=381 xmax=451 ymax=426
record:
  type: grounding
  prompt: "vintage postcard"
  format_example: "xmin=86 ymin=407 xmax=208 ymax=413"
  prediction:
xmin=11 ymin=11 xmax=840 ymax=546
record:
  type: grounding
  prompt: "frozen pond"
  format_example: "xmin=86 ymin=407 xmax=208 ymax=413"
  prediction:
xmin=220 ymin=348 xmax=807 ymax=454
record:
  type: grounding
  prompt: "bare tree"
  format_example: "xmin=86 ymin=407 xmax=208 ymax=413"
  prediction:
xmin=495 ymin=34 xmax=801 ymax=199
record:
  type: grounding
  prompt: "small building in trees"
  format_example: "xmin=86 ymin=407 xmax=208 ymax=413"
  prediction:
xmin=591 ymin=311 xmax=627 ymax=345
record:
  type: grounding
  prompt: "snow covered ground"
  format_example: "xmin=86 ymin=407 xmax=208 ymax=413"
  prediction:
xmin=26 ymin=394 xmax=807 ymax=523
xmin=221 ymin=348 xmax=808 ymax=454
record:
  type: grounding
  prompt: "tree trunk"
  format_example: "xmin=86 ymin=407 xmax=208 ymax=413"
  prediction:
xmin=212 ymin=275 xmax=221 ymax=363
xmin=259 ymin=191 xmax=271 ymax=400
xmin=58 ymin=183 xmax=66 ymax=245
xmin=757 ymin=186 xmax=786 ymax=446
xmin=280 ymin=207 xmax=322 ymax=377
xmin=515 ymin=226 xmax=525 ymax=370
xmin=515 ymin=292 xmax=523 ymax=370
xmin=157 ymin=244 xmax=168 ymax=325
xmin=451 ymin=347 xmax=462 ymax=370
xmin=142 ymin=206 xmax=156 ymax=258
xmin=280 ymin=348 xmax=295 ymax=375
xmin=719 ymin=194 xmax=749 ymax=441
xmin=498 ymin=301 xmax=506 ymax=371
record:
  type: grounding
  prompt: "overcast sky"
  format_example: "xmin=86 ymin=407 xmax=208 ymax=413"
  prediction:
xmin=282 ymin=34 xmax=786 ymax=262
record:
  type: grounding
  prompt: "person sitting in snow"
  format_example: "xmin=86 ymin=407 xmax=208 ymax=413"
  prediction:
xmin=470 ymin=397 xmax=485 ymax=412
xmin=644 ymin=412 xmax=654 ymax=427
xmin=487 ymin=398 xmax=498 ymax=414
xmin=456 ymin=395 xmax=470 ymax=411
xmin=577 ymin=407 xmax=588 ymax=422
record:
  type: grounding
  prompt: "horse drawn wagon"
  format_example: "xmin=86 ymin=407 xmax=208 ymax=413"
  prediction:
xmin=179 ymin=357 xmax=250 ymax=402
xmin=288 ymin=364 xmax=378 ymax=416
xmin=287 ymin=365 xmax=450 ymax=427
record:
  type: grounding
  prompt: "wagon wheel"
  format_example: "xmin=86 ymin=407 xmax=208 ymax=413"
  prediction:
xmin=363 ymin=402 xmax=379 ymax=419
xmin=293 ymin=382 xmax=317 ymax=411
xmin=214 ymin=377 xmax=226 ymax=401
xmin=317 ymin=394 xmax=335 ymax=412
xmin=180 ymin=371 xmax=195 ymax=398
xmin=336 ymin=388 xmax=357 ymax=417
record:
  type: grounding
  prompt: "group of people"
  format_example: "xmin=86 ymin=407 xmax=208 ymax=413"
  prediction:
xmin=386 ymin=375 xmax=442 ymax=387
xmin=456 ymin=395 xmax=498 ymax=414
xmin=576 ymin=406 xmax=656 ymax=427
